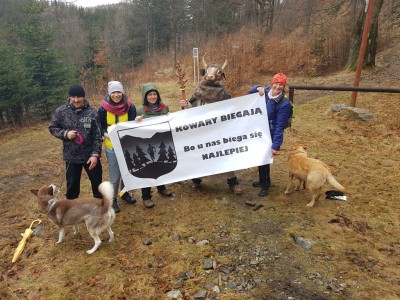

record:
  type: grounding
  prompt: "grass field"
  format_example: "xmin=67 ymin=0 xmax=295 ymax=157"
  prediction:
xmin=0 ymin=79 xmax=399 ymax=299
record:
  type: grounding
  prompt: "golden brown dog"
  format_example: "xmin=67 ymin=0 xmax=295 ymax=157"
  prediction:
xmin=285 ymin=144 xmax=345 ymax=207
xmin=30 ymin=181 xmax=115 ymax=254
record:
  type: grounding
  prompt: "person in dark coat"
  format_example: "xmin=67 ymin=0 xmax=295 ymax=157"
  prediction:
xmin=49 ymin=84 xmax=103 ymax=199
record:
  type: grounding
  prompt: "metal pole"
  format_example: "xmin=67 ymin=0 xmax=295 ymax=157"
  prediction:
xmin=193 ymin=56 xmax=196 ymax=86
xmin=193 ymin=48 xmax=199 ymax=86
xmin=290 ymin=85 xmax=400 ymax=93
xmin=197 ymin=57 xmax=200 ymax=85
xmin=288 ymin=85 xmax=400 ymax=107
xmin=351 ymin=0 xmax=375 ymax=107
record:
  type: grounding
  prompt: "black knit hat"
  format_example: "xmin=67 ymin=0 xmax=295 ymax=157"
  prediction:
xmin=68 ymin=84 xmax=85 ymax=97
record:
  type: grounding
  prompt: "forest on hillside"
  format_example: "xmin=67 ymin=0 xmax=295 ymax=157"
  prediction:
xmin=0 ymin=0 xmax=399 ymax=125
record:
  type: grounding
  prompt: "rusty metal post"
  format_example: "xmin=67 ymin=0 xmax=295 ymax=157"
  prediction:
xmin=351 ymin=0 xmax=375 ymax=107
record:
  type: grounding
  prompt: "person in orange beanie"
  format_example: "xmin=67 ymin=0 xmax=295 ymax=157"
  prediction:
xmin=248 ymin=73 xmax=292 ymax=196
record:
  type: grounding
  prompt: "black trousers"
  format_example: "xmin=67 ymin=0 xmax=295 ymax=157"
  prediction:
xmin=192 ymin=175 xmax=239 ymax=186
xmin=258 ymin=164 xmax=271 ymax=188
xmin=66 ymin=161 xmax=102 ymax=199
xmin=141 ymin=185 xmax=166 ymax=200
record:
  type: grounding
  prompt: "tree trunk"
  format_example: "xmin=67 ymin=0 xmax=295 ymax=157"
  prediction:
xmin=0 ymin=109 xmax=5 ymax=127
xmin=265 ymin=0 xmax=277 ymax=34
xmin=365 ymin=0 xmax=384 ymax=66
xmin=345 ymin=0 xmax=365 ymax=69
xmin=254 ymin=0 xmax=277 ymax=34
xmin=303 ymin=0 xmax=315 ymax=35
xmin=254 ymin=0 xmax=265 ymax=29
xmin=346 ymin=0 xmax=384 ymax=69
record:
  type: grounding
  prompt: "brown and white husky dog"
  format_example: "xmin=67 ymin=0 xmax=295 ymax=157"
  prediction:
xmin=30 ymin=181 xmax=115 ymax=254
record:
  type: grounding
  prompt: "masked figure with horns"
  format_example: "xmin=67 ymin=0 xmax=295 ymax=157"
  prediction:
xmin=179 ymin=54 xmax=243 ymax=195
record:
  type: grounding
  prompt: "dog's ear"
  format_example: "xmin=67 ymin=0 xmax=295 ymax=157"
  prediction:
xmin=30 ymin=189 xmax=39 ymax=196
xmin=47 ymin=186 xmax=55 ymax=196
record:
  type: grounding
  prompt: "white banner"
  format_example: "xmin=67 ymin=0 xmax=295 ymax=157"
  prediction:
xmin=109 ymin=93 xmax=272 ymax=190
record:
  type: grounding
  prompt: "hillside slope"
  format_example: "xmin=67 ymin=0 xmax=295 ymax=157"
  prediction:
xmin=0 ymin=33 xmax=399 ymax=300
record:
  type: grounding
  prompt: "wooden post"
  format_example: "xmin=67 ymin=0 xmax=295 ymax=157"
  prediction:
xmin=351 ymin=0 xmax=375 ymax=107
xmin=175 ymin=61 xmax=187 ymax=102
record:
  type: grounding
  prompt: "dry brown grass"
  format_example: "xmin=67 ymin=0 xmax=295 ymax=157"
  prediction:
xmin=0 ymin=76 xmax=399 ymax=299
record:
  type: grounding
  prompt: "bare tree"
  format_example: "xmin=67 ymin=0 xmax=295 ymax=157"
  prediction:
xmin=346 ymin=0 xmax=385 ymax=69
xmin=44 ymin=2 xmax=88 ymax=68
xmin=253 ymin=0 xmax=280 ymax=34
xmin=364 ymin=0 xmax=384 ymax=66
xmin=104 ymin=6 xmax=132 ymax=75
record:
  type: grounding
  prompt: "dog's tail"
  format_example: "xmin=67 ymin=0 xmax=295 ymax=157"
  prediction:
xmin=98 ymin=181 xmax=114 ymax=210
xmin=327 ymin=175 xmax=345 ymax=193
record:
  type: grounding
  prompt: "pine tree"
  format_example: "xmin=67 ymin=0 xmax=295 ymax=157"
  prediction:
xmin=13 ymin=0 xmax=74 ymax=120
xmin=136 ymin=145 xmax=150 ymax=166
xmin=131 ymin=153 xmax=141 ymax=170
xmin=167 ymin=146 xmax=176 ymax=163
xmin=157 ymin=141 xmax=168 ymax=162
xmin=124 ymin=149 xmax=135 ymax=172
xmin=0 ymin=43 xmax=32 ymax=125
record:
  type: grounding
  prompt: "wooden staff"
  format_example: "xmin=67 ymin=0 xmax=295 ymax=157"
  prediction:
xmin=175 ymin=61 xmax=187 ymax=102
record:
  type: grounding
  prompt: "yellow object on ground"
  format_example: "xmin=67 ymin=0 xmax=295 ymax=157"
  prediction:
xmin=12 ymin=219 xmax=42 ymax=263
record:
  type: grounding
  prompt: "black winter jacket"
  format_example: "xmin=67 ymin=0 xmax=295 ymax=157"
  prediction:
xmin=49 ymin=99 xmax=102 ymax=163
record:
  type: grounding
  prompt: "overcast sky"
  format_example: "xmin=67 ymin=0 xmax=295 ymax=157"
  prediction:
xmin=72 ymin=0 xmax=123 ymax=7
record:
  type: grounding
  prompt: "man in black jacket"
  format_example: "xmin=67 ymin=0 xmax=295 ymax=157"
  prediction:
xmin=49 ymin=84 xmax=103 ymax=199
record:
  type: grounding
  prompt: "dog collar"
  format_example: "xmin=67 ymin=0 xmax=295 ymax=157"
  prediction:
xmin=47 ymin=198 xmax=59 ymax=212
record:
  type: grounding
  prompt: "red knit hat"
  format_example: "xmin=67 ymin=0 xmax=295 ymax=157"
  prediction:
xmin=271 ymin=73 xmax=287 ymax=86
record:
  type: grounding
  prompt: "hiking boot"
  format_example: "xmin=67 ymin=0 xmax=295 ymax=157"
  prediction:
xmin=143 ymin=199 xmax=155 ymax=209
xmin=121 ymin=192 xmax=136 ymax=204
xmin=112 ymin=198 xmax=121 ymax=213
xmin=158 ymin=189 xmax=172 ymax=197
xmin=258 ymin=188 xmax=269 ymax=197
xmin=192 ymin=182 xmax=201 ymax=190
xmin=230 ymin=184 xmax=243 ymax=195
xmin=252 ymin=180 xmax=261 ymax=187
